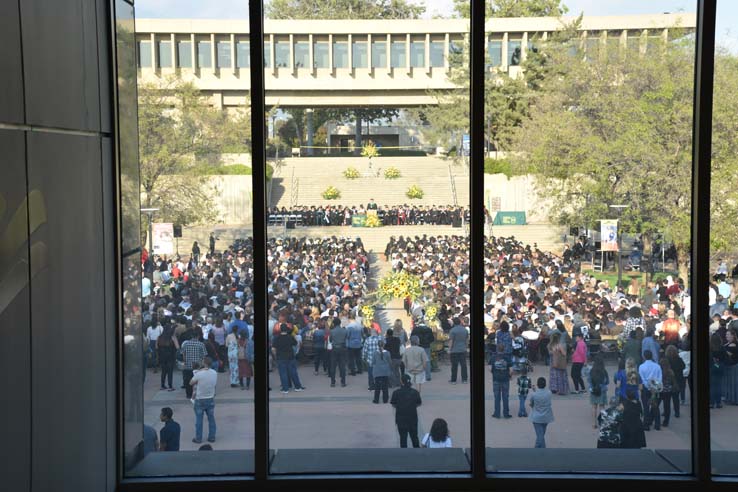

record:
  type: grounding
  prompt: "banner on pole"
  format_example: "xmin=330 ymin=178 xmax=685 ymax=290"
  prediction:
xmin=152 ymin=223 xmax=174 ymax=255
xmin=601 ymin=219 xmax=618 ymax=251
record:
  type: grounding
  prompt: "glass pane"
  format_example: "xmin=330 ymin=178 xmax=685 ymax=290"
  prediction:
xmin=237 ymin=41 xmax=250 ymax=68
xmin=138 ymin=40 xmax=152 ymax=68
xmin=197 ymin=41 xmax=212 ymax=68
xmin=429 ymin=41 xmax=444 ymax=67
xmin=487 ymin=40 xmax=501 ymax=67
xmin=391 ymin=40 xmax=406 ymax=68
xmin=178 ymin=41 xmax=192 ymax=68
xmin=275 ymin=41 xmax=290 ymax=68
xmin=485 ymin=0 xmax=696 ymax=474
xmin=410 ymin=41 xmax=425 ymax=68
xmin=333 ymin=41 xmax=349 ymax=68
xmin=352 ymin=40 xmax=368 ymax=69
xmin=294 ymin=42 xmax=309 ymax=68
xmin=217 ymin=41 xmax=231 ymax=69
xmin=711 ymin=0 xmax=738 ymax=476
xmin=264 ymin=42 xmax=271 ymax=68
xmin=314 ymin=41 xmax=329 ymax=68
xmin=158 ymin=40 xmax=172 ymax=68
xmin=372 ymin=40 xmax=387 ymax=68
xmin=264 ymin=0 xmax=471 ymax=475
xmin=126 ymin=0 xmax=254 ymax=477
xmin=507 ymin=40 xmax=521 ymax=66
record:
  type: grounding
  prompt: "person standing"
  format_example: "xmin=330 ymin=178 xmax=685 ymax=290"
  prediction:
xmin=620 ymin=388 xmax=647 ymax=449
xmin=390 ymin=374 xmax=423 ymax=448
xmin=571 ymin=333 xmax=587 ymax=393
xmin=421 ymin=418 xmax=452 ymax=448
xmin=363 ymin=329 xmax=382 ymax=391
xmin=588 ymin=355 xmax=609 ymax=429
xmin=639 ymin=350 xmax=663 ymax=431
xmin=372 ymin=340 xmax=392 ymax=404
xmin=402 ymin=336 xmax=429 ymax=394
xmin=659 ymin=357 xmax=678 ymax=427
xmin=312 ymin=322 xmax=328 ymax=376
xmin=226 ymin=326 xmax=240 ymax=388
xmin=190 ymin=357 xmax=217 ymax=444
xmin=723 ymin=328 xmax=738 ymax=405
xmin=157 ymin=325 xmax=179 ymax=391
xmin=448 ymin=318 xmax=469 ymax=384
xmin=492 ymin=344 xmax=513 ymax=419
xmin=528 ymin=377 xmax=554 ymax=448
xmin=710 ymin=333 xmax=727 ymax=408
xmin=517 ymin=366 xmax=532 ymax=418
xmin=272 ymin=323 xmax=305 ymax=394
xmin=158 ymin=407 xmax=181 ymax=451
xmin=548 ymin=331 xmax=570 ymax=395
xmin=596 ymin=397 xmax=624 ymax=449
xmin=641 ymin=328 xmax=661 ymax=363
xmin=411 ymin=320 xmax=435 ymax=381
xmin=329 ymin=317 xmax=348 ymax=387
xmin=208 ymin=233 xmax=216 ymax=256
xmin=346 ymin=313 xmax=364 ymax=376
xmin=181 ymin=335 xmax=206 ymax=399
xmin=385 ymin=328 xmax=403 ymax=388
xmin=146 ymin=322 xmax=163 ymax=372
xmin=661 ymin=310 xmax=681 ymax=347
xmin=237 ymin=332 xmax=253 ymax=390
xmin=191 ymin=241 xmax=200 ymax=265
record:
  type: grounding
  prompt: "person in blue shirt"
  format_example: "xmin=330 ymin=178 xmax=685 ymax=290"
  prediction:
xmin=159 ymin=407 xmax=181 ymax=451
xmin=229 ymin=311 xmax=250 ymax=339
xmin=641 ymin=328 xmax=661 ymax=362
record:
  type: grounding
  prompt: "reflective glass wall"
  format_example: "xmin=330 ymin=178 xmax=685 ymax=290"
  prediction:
xmin=263 ymin=0 xmax=472 ymax=474
xmin=710 ymin=0 xmax=738 ymax=477
xmin=483 ymin=0 xmax=696 ymax=473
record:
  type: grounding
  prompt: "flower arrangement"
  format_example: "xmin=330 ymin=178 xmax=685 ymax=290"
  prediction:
xmin=424 ymin=303 xmax=441 ymax=329
xmin=321 ymin=186 xmax=341 ymax=200
xmin=364 ymin=213 xmax=382 ymax=227
xmin=361 ymin=142 xmax=380 ymax=159
xmin=361 ymin=305 xmax=376 ymax=328
xmin=405 ymin=184 xmax=424 ymax=199
xmin=384 ymin=167 xmax=401 ymax=179
xmin=343 ymin=167 xmax=360 ymax=179
xmin=377 ymin=270 xmax=422 ymax=303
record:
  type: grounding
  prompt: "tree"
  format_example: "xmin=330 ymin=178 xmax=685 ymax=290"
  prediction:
xmin=138 ymin=77 xmax=250 ymax=228
xmin=266 ymin=0 xmax=425 ymax=19
xmin=453 ymin=0 xmax=567 ymax=18
xmin=512 ymin=34 xmax=708 ymax=283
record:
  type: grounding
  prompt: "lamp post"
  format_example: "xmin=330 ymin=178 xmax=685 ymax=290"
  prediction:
xmin=609 ymin=204 xmax=628 ymax=289
xmin=140 ymin=207 xmax=159 ymax=254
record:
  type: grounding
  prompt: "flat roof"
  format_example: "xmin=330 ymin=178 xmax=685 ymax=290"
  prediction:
xmin=135 ymin=13 xmax=696 ymax=35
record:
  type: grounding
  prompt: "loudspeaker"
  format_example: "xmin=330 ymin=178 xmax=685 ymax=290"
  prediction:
xmin=173 ymin=225 xmax=182 ymax=238
xmin=594 ymin=241 xmax=602 ymax=250
xmin=569 ymin=226 xmax=579 ymax=236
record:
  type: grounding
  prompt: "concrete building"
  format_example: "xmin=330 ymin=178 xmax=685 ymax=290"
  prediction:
xmin=135 ymin=14 xmax=696 ymax=109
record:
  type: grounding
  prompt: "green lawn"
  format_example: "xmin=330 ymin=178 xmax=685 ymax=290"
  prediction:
xmin=589 ymin=270 xmax=677 ymax=290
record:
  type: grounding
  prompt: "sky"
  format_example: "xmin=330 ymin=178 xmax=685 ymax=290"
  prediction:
xmin=135 ymin=0 xmax=737 ymax=50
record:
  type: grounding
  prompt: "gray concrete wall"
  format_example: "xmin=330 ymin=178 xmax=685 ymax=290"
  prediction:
xmin=0 ymin=1 xmax=121 ymax=491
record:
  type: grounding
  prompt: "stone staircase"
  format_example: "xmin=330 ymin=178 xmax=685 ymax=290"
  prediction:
xmin=270 ymin=156 xmax=468 ymax=208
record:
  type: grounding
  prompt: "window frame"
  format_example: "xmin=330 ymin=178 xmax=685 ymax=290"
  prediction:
xmin=115 ymin=0 xmax=721 ymax=488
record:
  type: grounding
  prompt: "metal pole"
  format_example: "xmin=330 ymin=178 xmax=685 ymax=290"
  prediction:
xmin=148 ymin=212 xmax=153 ymax=254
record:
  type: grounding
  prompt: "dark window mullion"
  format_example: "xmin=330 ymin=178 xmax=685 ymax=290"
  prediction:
xmin=248 ymin=0 xmax=269 ymax=481
xmin=690 ymin=0 xmax=716 ymax=483
xmin=469 ymin=0 xmax=486 ymax=480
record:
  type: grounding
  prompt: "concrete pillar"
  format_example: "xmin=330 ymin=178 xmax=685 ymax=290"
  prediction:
xmin=306 ymin=109 xmax=314 ymax=156
xmin=190 ymin=33 xmax=196 ymax=69
xmin=170 ymin=33 xmax=176 ymax=69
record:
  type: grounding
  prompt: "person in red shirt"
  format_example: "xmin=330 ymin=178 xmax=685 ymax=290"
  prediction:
xmin=662 ymin=309 xmax=681 ymax=346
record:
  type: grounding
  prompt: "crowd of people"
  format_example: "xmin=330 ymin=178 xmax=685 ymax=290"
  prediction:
xmin=139 ymin=229 xmax=738 ymax=451
xmin=268 ymin=202 xmax=470 ymax=227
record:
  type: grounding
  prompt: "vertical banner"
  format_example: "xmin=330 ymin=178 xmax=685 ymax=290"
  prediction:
xmin=601 ymin=219 xmax=619 ymax=251
xmin=152 ymin=222 xmax=174 ymax=255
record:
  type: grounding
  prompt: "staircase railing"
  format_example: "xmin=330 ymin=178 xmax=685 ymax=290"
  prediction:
xmin=290 ymin=166 xmax=299 ymax=208
xmin=448 ymin=164 xmax=458 ymax=207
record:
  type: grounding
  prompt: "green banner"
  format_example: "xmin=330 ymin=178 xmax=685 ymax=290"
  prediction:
xmin=493 ymin=211 xmax=527 ymax=225
xmin=351 ymin=214 xmax=367 ymax=227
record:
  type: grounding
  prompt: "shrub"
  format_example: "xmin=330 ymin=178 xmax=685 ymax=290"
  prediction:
xmin=361 ymin=142 xmax=380 ymax=158
xmin=483 ymin=158 xmax=516 ymax=177
xmin=343 ymin=167 xmax=361 ymax=179
xmin=405 ymin=185 xmax=424 ymax=199
xmin=383 ymin=167 xmax=401 ymax=179
xmin=322 ymin=186 xmax=341 ymax=200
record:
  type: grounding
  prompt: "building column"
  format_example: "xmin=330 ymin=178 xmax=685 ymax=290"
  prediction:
xmin=306 ymin=109 xmax=314 ymax=156
xmin=355 ymin=116 xmax=363 ymax=155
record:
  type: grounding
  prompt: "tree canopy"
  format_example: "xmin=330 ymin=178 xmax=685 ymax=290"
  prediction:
xmin=266 ymin=0 xmax=425 ymax=19
xmin=453 ymin=0 xmax=567 ymax=19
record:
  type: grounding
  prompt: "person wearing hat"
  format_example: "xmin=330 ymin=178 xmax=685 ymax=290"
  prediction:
xmin=390 ymin=374 xmax=422 ymax=448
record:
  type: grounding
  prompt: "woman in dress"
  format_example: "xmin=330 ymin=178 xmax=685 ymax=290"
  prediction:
xmin=211 ymin=316 xmax=228 ymax=373
xmin=548 ymin=331 xmax=570 ymax=395
xmin=665 ymin=345 xmax=686 ymax=416
xmin=588 ymin=354 xmax=609 ymax=428
xmin=620 ymin=388 xmax=647 ymax=449
xmin=421 ymin=418 xmax=452 ymax=448
xmin=659 ymin=357 xmax=678 ymax=427
xmin=226 ymin=326 xmax=240 ymax=388
xmin=723 ymin=329 xmax=738 ymax=405
xmin=237 ymin=332 xmax=254 ymax=390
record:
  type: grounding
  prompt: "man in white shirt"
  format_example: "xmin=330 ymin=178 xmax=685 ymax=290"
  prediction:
xmin=190 ymin=357 xmax=218 ymax=443
xmin=639 ymin=351 xmax=663 ymax=431
xmin=201 ymin=316 xmax=214 ymax=340
xmin=146 ymin=323 xmax=163 ymax=372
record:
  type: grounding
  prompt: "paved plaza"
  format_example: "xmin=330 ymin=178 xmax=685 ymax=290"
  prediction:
xmin=142 ymin=358 xmax=736 ymax=460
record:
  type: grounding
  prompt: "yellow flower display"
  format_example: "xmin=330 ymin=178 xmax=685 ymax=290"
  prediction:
xmin=424 ymin=303 xmax=440 ymax=328
xmin=377 ymin=271 xmax=422 ymax=303
xmin=361 ymin=305 xmax=375 ymax=328
xmin=365 ymin=214 xmax=382 ymax=227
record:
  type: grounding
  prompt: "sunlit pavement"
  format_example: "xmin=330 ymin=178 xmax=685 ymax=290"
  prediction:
xmin=142 ymin=359 xmax=735 ymax=456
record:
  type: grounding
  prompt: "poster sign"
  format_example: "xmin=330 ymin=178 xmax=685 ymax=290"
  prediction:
xmin=152 ymin=222 xmax=174 ymax=255
xmin=601 ymin=219 xmax=619 ymax=251
xmin=462 ymin=134 xmax=470 ymax=156
xmin=351 ymin=214 xmax=367 ymax=227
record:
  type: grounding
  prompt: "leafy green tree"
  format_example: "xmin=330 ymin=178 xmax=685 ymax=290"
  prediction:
xmin=138 ymin=77 xmax=249 ymax=227
xmin=453 ymin=0 xmax=567 ymax=18
xmin=266 ymin=0 xmax=425 ymax=19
